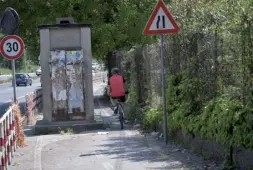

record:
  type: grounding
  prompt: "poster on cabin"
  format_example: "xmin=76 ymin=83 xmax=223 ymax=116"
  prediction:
xmin=50 ymin=50 xmax=68 ymax=120
xmin=50 ymin=50 xmax=86 ymax=121
xmin=66 ymin=50 xmax=85 ymax=116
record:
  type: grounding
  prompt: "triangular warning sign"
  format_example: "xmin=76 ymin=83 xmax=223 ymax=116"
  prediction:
xmin=143 ymin=0 xmax=179 ymax=35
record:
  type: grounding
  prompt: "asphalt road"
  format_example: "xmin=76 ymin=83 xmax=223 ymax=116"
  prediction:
xmin=0 ymin=79 xmax=41 ymax=116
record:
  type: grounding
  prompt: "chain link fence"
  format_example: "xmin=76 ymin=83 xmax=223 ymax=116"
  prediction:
xmin=107 ymin=27 xmax=252 ymax=111
xmin=108 ymin=45 xmax=161 ymax=107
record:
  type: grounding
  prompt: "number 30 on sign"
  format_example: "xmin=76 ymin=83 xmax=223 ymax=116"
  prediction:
xmin=0 ymin=35 xmax=25 ymax=60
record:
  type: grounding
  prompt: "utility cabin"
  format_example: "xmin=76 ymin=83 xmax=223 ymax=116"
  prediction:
xmin=38 ymin=18 xmax=94 ymax=122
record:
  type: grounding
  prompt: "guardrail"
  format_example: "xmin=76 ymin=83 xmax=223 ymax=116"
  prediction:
xmin=25 ymin=88 xmax=43 ymax=125
xmin=0 ymin=106 xmax=16 ymax=170
xmin=0 ymin=75 xmax=12 ymax=81
xmin=0 ymin=73 xmax=38 ymax=84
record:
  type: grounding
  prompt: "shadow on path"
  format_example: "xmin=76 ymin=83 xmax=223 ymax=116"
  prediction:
xmin=92 ymin=131 xmax=219 ymax=170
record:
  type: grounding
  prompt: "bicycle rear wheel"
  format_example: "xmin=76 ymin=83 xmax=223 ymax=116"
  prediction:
xmin=118 ymin=105 xmax=124 ymax=130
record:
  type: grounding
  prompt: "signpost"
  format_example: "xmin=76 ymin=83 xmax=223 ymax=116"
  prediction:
xmin=0 ymin=35 xmax=25 ymax=102
xmin=143 ymin=0 xmax=179 ymax=144
xmin=0 ymin=7 xmax=22 ymax=102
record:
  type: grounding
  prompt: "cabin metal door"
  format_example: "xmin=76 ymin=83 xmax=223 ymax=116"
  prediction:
xmin=66 ymin=51 xmax=86 ymax=120
xmin=51 ymin=50 xmax=68 ymax=121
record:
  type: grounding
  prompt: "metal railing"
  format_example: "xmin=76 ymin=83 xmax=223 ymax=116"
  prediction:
xmin=0 ymin=107 xmax=16 ymax=170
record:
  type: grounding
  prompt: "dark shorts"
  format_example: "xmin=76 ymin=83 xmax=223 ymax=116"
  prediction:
xmin=111 ymin=96 xmax=126 ymax=103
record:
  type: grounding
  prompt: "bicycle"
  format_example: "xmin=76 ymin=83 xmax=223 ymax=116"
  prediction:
xmin=113 ymin=94 xmax=129 ymax=130
xmin=114 ymin=99 xmax=124 ymax=129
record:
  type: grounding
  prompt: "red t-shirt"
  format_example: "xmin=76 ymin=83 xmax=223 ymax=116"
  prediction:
xmin=108 ymin=74 xmax=126 ymax=97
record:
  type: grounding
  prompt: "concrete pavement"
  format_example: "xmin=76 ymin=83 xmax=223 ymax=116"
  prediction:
xmin=9 ymin=130 xmax=219 ymax=170
xmin=8 ymin=83 xmax=220 ymax=170
xmin=0 ymin=79 xmax=41 ymax=116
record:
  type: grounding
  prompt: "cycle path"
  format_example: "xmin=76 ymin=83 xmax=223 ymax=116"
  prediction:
xmin=8 ymin=83 xmax=221 ymax=170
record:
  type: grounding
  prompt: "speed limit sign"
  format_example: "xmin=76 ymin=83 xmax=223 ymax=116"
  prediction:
xmin=0 ymin=35 xmax=24 ymax=60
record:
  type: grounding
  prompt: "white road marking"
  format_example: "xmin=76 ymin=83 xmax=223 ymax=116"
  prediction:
xmin=125 ymin=130 xmax=133 ymax=136
xmin=33 ymin=136 xmax=43 ymax=170
xmin=107 ymin=162 xmax=114 ymax=169
xmin=102 ymin=162 xmax=114 ymax=170
xmin=5 ymin=95 xmax=26 ymax=103
xmin=17 ymin=95 xmax=26 ymax=100
xmin=97 ymin=132 xmax=109 ymax=135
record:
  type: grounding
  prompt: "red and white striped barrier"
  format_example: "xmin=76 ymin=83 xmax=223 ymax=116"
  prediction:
xmin=0 ymin=107 xmax=16 ymax=170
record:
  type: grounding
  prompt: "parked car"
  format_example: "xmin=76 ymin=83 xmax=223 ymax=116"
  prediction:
xmin=36 ymin=67 xmax=41 ymax=76
xmin=15 ymin=73 xmax=32 ymax=86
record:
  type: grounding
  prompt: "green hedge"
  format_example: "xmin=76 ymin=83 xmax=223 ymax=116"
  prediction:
xmin=141 ymin=71 xmax=253 ymax=150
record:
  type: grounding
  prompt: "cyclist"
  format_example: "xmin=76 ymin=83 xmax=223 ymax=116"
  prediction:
xmin=107 ymin=67 xmax=128 ymax=115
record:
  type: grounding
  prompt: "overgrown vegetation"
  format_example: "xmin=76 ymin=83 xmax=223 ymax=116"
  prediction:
xmin=116 ymin=0 xmax=253 ymax=150
xmin=142 ymin=72 xmax=253 ymax=150
xmin=58 ymin=127 xmax=73 ymax=135
xmin=106 ymin=0 xmax=253 ymax=168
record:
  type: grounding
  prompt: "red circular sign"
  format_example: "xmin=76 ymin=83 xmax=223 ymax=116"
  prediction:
xmin=0 ymin=35 xmax=25 ymax=60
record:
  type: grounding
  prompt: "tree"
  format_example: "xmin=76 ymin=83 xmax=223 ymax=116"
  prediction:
xmin=0 ymin=0 xmax=156 ymax=62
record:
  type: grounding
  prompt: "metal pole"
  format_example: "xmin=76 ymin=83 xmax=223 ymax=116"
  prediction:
xmin=160 ymin=34 xmax=168 ymax=144
xmin=11 ymin=60 xmax=17 ymax=102
xmin=25 ymin=52 xmax=27 ymax=73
